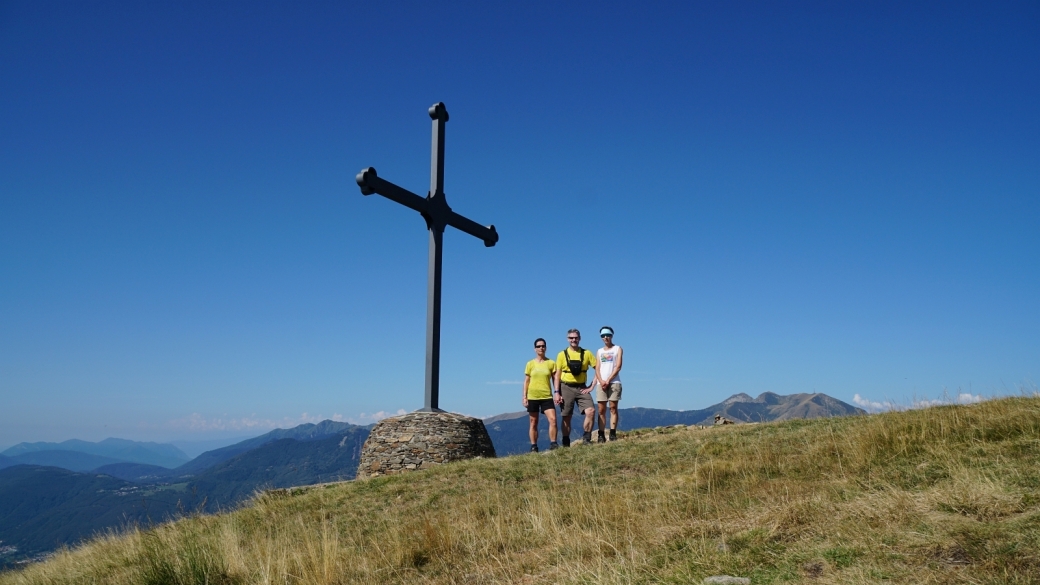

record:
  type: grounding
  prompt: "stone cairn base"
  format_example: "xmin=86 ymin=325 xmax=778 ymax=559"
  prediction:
xmin=356 ymin=411 xmax=496 ymax=479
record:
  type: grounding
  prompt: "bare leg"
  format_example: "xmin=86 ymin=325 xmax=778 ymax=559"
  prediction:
xmin=545 ymin=408 xmax=558 ymax=442
xmin=562 ymin=414 xmax=572 ymax=438
xmin=597 ymin=402 xmax=608 ymax=431
xmin=528 ymin=413 xmax=539 ymax=445
xmin=609 ymin=401 xmax=619 ymax=429
xmin=583 ymin=407 xmax=595 ymax=433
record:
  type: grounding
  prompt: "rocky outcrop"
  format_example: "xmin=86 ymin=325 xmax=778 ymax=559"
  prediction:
xmin=356 ymin=411 xmax=495 ymax=478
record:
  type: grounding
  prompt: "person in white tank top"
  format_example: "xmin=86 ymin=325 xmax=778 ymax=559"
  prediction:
xmin=594 ymin=326 xmax=623 ymax=442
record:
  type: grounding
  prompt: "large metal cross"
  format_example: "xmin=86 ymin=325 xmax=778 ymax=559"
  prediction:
xmin=355 ymin=102 xmax=498 ymax=413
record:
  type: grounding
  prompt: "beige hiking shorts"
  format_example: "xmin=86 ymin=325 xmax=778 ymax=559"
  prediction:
xmin=596 ymin=382 xmax=622 ymax=402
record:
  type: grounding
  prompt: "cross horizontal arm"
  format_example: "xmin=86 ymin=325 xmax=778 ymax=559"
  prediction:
xmin=446 ymin=210 xmax=498 ymax=247
xmin=355 ymin=167 xmax=427 ymax=215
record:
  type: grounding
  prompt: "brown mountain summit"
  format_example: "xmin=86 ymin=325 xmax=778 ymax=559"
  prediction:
xmin=713 ymin=392 xmax=866 ymax=423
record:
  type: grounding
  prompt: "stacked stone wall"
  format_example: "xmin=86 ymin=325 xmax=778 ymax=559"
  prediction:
xmin=356 ymin=411 xmax=495 ymax=478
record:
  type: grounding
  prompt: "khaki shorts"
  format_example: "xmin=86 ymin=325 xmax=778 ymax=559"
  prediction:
xmin=597 ymin=382 xmax=622 ymax=402
xmin=560 ymin=383 xmax=594 ymax=416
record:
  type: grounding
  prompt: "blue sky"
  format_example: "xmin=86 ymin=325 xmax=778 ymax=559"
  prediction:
xmin=1 ymin=1 xmax=1037 ymax=447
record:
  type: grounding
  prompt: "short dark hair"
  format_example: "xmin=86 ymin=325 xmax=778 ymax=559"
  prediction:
xmin=534 ymin=337 xmax=546 ymax=347
xmin=567 ymin=328 xmax=580 ymax=336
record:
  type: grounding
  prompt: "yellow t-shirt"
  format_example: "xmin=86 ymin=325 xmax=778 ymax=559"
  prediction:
xmin=556 ymin=347 xmax=597 ymax=386
xmin=524 ymin=359 xmax=556 ymax=400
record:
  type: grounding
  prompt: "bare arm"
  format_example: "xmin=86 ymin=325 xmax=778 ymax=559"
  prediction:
xmin=593 ymin=351 xmax=606 ymax=388
xmin=554 ymin=357 xmax=565 ymax=401
xmin=522 ymin=375 xmax=530 ymax=406
xmin=610 ymin=347 xmax=623 ymax=383
xmin=552 ymin=362 xmax=563 ymax=404
xmin=580 ymin=354 xmax=598 ymax=394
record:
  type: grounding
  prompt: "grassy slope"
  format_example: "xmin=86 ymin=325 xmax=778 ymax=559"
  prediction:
xmin=4 ymin=397 xmax=1039 ymax=585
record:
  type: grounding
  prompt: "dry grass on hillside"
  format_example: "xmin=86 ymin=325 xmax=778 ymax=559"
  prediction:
xmin=4 ymin=396 xmax=1040 ymax=584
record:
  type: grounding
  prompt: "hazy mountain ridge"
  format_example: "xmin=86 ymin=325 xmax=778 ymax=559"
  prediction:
xmin=170 ymin=437 xmax=256 ymax=459
xmin=2 ymin=438 xmax=190 ymax=469
xmin=186 ymin=428 xmax=370 ymax=512
xmin=171 ymin=420 xmax=365 ymax=476
xmin=0 ymin=451 xmax=125 ymax=473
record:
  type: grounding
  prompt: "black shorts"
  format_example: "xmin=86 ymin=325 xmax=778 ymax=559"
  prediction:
xmin=526 ymin=398 xmax=556 ymax=414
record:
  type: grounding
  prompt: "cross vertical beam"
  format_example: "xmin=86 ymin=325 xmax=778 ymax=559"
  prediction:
xmin=355 ymin=102 xmax=498 ymax=413
xmin=425 ymin=225 xmax=443 ymax=411
xmin=424 ymin=103 xmax=449 ymax=412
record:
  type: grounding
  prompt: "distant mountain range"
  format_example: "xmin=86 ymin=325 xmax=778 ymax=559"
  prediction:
xmin=0 ymin=450 xmax=125 ymax=472
xmin=2 ymin=438 xmax=190 ymax=469
xmin=170 ymin=436 xmax=256 ymax=459
xmin=0 ymin=392 xmax=862 ymax=565
xmin=171 ymin=420 xmax=359 ymax=476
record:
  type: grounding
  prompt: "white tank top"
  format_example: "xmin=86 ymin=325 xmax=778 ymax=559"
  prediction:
xmin=596 ymin=346 xmax=621 ymax=383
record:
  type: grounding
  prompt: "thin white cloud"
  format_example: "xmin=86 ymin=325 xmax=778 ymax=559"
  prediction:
xmin=346 ymin=409 xmax=407 ymax=424
xmin=853 ymin=392 xmax=986 ymax=414
xmin=852 ymin=394 xmax=900 ymax=413
xmin=954 ymin=392 xmax=984 ymax=404
xmin=166 ymin=412 xmax=339 ymax=432
xmin=165 ymin=408 xmax=415 ymax=432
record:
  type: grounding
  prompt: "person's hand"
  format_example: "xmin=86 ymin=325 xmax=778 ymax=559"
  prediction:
xmin=522 ymin=397 xmax=528 ymax=407
xmin=554 ymin=394 xmax=563 ymax=405
xmin=580 ymin=386 xmax=591 ymax=395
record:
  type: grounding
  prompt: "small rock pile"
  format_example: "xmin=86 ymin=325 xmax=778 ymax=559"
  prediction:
xmin=356 ymin=411 xmax=496 ymax=478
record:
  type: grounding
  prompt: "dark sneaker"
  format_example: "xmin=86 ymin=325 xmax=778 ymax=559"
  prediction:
xmin=597 ymin=432 xmax=606 ymax=443
xmin=561 ymin=437 xmax=570 ymax=447
xmin=609 ymin=429 xmax=617 ymax=441
xmin=530 ymin=444 xmax=538 ymax=453
xmin=549 ymin=442 xmax=559 ymax=451
xmin=582 ymin=431 xmax=593 ymax=444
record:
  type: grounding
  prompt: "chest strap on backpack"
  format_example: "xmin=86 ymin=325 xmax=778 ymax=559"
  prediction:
xmin=565 ymin=348 xmax=585 ymax=377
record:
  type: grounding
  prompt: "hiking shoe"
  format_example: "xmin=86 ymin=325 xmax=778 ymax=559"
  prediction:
xmin=596 ymin=432 xmax=606 ymax=443
xmin=561 ymin=437 xmax=570 ymax=447
xmin=608 ymin=429 xmax=617 ymax=441
xmin=549 ymin=442 xmax=559 ymax=451
xmin=582 ymin=431 xmax=593 ymax=444
xmin=530 ymin=444 xmax=538 ymax=453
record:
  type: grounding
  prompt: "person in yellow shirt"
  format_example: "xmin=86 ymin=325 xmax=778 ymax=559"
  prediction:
xmin=523 ymin=338 xmax=559 ymax=452
xmin=554 ymin=328 xmax=598 ymax=446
